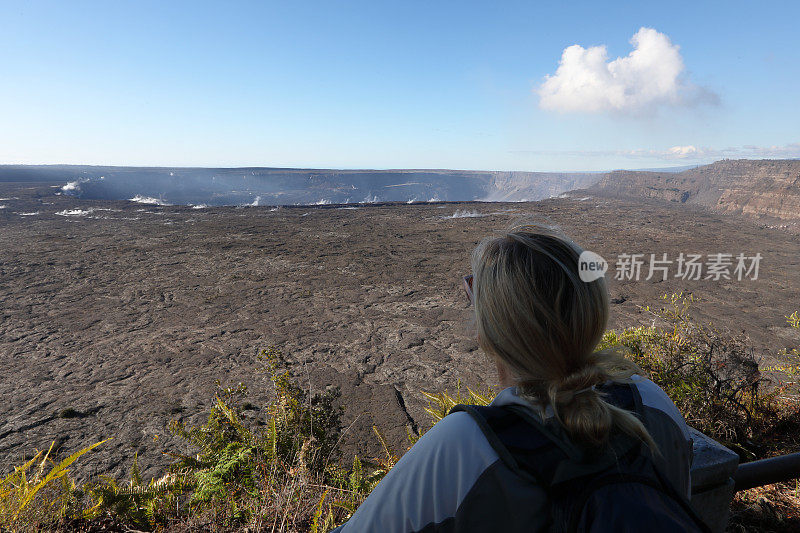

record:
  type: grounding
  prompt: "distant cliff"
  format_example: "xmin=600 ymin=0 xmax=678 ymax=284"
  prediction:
xmin=589 ymin=159 xmax=800 ymax=220
xmin=484 ymin=171 xmax=599 ymax=202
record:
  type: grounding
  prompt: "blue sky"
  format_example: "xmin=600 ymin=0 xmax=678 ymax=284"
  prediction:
xmin=1 ymin=0 xmax=798 ymax=171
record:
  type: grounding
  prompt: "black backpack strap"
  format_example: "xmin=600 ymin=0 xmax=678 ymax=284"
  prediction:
xmin=448 ymin=405 xmax=528 ymax=472
xmin=596 ymin=380 xmax=641 ymax=413
xmin=448 ymin=403 xmax=570 ymax=487
xmin=648 ymin=457 xmax=714 ymax=533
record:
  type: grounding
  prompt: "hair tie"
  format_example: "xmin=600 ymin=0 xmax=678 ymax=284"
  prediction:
xmin=573 ymin=384 xmax=596 ymax=396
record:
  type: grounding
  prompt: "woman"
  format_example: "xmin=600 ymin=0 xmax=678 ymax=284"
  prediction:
xmin=332 ymin=222 xmax=697 ymax=532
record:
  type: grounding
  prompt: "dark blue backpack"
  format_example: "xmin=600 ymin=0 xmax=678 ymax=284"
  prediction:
xmin=449 ymin=383 xmax=711 ymax=533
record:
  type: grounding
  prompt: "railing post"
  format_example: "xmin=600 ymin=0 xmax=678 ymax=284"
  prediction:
xmin=689 ymin=427 xmax=740 ymax=533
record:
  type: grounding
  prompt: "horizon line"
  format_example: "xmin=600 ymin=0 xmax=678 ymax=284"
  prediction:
xmin=0 ymin=160 xmax=743 ymax=174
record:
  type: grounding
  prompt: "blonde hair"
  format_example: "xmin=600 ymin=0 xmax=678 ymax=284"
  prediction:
xmin=471 ymin=220 xmax=658 ymax=453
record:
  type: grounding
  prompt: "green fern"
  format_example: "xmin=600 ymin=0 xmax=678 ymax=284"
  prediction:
xmin=0 ymin=439 xmax=107 ymax=528
xmin=85 ymin=453 xmax=183 ymax=527
xmin=191 ymin=443 xmax=256 ymax=507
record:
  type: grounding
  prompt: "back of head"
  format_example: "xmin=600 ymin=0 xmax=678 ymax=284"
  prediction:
xmin=471 ymin=221 xmax=657 ymax=451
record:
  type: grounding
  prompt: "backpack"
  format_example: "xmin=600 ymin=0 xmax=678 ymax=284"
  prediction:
xmin=448 ymin=382 xmax=711 ymax=533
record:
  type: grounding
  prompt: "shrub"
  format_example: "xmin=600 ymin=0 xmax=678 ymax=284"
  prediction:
xmin=598 ymin=292 xmax=800 ymax=460
xmin=162 ymin=347 xmax=348 ymax=529
xmin=59 ymin=346 xmax=393 ymax=532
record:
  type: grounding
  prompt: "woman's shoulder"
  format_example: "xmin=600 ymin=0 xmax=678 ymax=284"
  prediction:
xmin=628 ymin=375 xmax=694 ymax=498
xmin=331 ymin=410 xmax=503 ymax=532
xmin=380 ymin=410 xmax=503 ymax=500
xmin=407 ymin=409 xmax=501 ymax=467
xmin=629 ymin=375 xmax=690 ymax=440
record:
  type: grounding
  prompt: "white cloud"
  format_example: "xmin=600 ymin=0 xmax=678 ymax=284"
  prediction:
xmin=510 ymin=142 xmax=800 ymax=161
xmin=638 ymin=143 xmax=800 ymax=160
xmin=666 ymin=145 xmax=700 ymax=157
xmin=538 ymin=27 xmax=718 ymax=114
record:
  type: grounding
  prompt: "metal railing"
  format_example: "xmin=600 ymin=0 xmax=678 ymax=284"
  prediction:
xmin=733 ymin=451 xmax=800 ymax=492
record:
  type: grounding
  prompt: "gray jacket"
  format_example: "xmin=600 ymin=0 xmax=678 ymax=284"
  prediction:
xmin=333 ymin=375 xmax=692 ymax=532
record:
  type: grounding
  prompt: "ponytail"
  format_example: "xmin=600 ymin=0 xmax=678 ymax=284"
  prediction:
xmin=535 ymin=349 xmax=658 ymax=453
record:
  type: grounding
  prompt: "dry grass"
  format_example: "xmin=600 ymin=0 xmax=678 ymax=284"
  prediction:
xmin=729 ymin=481 xmax=800 ymax=532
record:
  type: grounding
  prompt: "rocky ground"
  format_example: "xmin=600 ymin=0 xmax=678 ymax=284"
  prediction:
xmin=1 ymin=181 xmax=799 ymax=481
